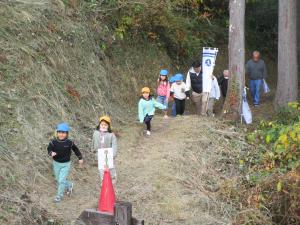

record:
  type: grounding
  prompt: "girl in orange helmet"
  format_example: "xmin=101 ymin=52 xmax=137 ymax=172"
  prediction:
xmin=92 ymin=116 xmax=117 ymax=183
xmin=138 ymin=87 xmax=166 ymax=136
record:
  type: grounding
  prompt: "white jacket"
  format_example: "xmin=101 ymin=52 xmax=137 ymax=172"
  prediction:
xmin=209 ymin=76 xmax=221 ymax=100
xmin=170 ymin=82 xmax=188 ymax=100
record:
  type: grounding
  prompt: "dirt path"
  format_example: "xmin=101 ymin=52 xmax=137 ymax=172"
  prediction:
xmin=117 ymin=116 xmax=240 ymax=225
xmin=37 ymin=115 xmax=243 ymax=225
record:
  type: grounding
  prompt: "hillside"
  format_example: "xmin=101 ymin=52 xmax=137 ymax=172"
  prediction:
xmin=0 ymin=1 xmax=172 ymax=223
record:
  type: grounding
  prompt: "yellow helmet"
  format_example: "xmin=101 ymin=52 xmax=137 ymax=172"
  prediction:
xmin=99 ymin=116 xmax=111 ymax=124
xmin=141 ymin=87 xmax=150 ymax=93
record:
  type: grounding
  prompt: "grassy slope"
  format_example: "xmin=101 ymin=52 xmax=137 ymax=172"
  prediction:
xmin=0 ymin=1 xmax=171 ymax=224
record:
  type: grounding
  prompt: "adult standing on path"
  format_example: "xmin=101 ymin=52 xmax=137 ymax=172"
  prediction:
xmin=186 ymin=61 xmax=207 ymax=115
xmin=246 ymin=51 xmax=267 ymax=106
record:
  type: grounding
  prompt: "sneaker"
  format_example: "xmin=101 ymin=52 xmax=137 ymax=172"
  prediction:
xmin=146 ymin=131 xmax=151 ymax=136
xmin=53 ymin=196 xmax=61 ymax=203
xmin=66 ymin=183 xmax=74 ymax=196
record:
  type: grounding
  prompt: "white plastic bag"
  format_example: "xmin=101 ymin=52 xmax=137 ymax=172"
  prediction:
xmin=242 ymin=88 xmax=252 ymax=124
xmin=263 ymin=79 xmax=270 ymax=93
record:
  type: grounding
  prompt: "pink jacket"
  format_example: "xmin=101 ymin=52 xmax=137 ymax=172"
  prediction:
xmin=157 ymin=81 xmax=170 ymax=98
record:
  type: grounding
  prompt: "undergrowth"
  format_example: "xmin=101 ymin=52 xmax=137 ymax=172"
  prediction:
xmin=222 ymin=102 xmax=300 ymax=225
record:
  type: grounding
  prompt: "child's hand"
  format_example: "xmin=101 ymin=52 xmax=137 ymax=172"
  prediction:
xmin=78 ymin=159 xmax=84 ymax=164
xmin=186 ymin=97 xmax=190 ymax=100
xmin=51 ymin=152 xmax=57 ymax=157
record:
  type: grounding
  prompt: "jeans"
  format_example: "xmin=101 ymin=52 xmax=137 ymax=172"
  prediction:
xmin=249 ymin=79 xmax=263 ymax=105
xmin=156 ymin=96 xmax=168 ymax=108
xmin=53 ymin=161 xmax=72 ymax=198
xmin=171 ymin=102 xmax=176 ymax=117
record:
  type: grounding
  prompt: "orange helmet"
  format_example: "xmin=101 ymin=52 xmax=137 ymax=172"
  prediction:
xmin=141 ymin=87 xmax=150 ymax=93
xmin=99 ymin=116 xmax=111 ymax=124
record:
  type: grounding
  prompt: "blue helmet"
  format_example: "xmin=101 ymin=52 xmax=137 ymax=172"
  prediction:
xmin=174 ymin=73 xmax=184 ymax=81
xmin=160 ymin=69 xmax=169 ymax=76
xmin=56 ymin=123 xmax=70 ymax=132
xmin=169 ymin=76 xmax=176 ymax=83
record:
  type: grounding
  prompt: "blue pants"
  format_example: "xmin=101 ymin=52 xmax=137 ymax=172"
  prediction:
xmin=156 ymin=96 xmax=168 ymax=108
xmin=53 ymin=161 xmax=72 ymax=198
xmin=249 ymin=79 xmax=263 ymax=105
xmin=171 ymin=102 xmax=176 ymax=117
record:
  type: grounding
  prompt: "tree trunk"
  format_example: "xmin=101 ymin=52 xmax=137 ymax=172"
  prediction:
xmin=275 ymin=0 xmax=298 ymax=107
xmin=223 ymin=0 xmax=245 ymax=120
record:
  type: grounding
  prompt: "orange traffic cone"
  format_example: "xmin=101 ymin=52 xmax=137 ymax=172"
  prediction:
xmin=98 ymin=168 xmax=116 ymax=214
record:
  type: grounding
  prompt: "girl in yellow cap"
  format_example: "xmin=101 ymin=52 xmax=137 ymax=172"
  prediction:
xmin=138 ymin=87 xmax=167 ymax=136
xmin=92 ymin=116 xmax=117 ymax=182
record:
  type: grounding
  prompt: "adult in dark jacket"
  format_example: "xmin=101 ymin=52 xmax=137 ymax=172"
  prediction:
xmin=218 ymin=69 xmax=229 ymax=98
xmin=246 ymin=51 xmax=267 ymax=106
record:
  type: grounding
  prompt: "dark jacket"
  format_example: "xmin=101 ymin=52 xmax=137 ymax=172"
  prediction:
xmin=189 ymin=72 xmax=203 ymax=94
xmin=217 ymin=75 xmax=228 ymax=97
xmin=47 ymin=138 xmax=82 ymax=163
xmin=245 ymin=59 xmax=267 ymax=80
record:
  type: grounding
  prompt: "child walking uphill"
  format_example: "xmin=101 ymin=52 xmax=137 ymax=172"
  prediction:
xmin=170 ymin=74 xmax=190 ymax=116
xmin=47 ymin=123 xmax=83 ymax=203
xmin=156 ymin=69 xmax=170 ymax=118
xmin=138 ymin=87 xmax=167 ymax=136
xmin=92 ymin=116 xmax=117 ymax=182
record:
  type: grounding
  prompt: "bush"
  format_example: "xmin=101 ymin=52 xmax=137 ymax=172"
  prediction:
xmin=237 ymin=102 xmax=300 ymax=225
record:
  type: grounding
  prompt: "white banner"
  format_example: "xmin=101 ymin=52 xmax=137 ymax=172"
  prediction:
xmin=202 ymin=47 xmax=218 ymax=93
xmin=98 ymin=148 xmax=114 ymax=170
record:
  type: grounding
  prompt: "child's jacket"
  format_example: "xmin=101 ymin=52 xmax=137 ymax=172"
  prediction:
xmin=157 ymin=81 xmax=170 ymax=98
xmin=209 ymin=76 xmax=221 ymax=100
xmin=92 ymin=130 xmax=117 ymax=157
xmin=170 ymin=82 xmax=190 ymax=100
xmin=47 ymin=138 xmax=82 ymax=163
xmin=138 ymin=97 xmax=166 ymax=123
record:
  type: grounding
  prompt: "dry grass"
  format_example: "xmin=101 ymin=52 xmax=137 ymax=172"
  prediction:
xmin=0 ymin=0 xmax=172 ymax=224
xmin=116 ymin=116 xmax=249 ymax=225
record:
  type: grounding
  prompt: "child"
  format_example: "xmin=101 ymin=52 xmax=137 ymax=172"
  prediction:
xmin=92 ymin=116 xmax=117 ymax=182
xmin=138 ymin=87 xmax=166 ymax=136
xmin=169 ymin=76 xmax=177 ymax=117
xmin=170 ymin=74 xmax=190 ymax=116
xmin=47 ymin=123 xmax=83 ymax=203
xmin=207 ymin=75 xmax=221 ymax=117
xmin=156 ymin=69 xmax=170 ymax=118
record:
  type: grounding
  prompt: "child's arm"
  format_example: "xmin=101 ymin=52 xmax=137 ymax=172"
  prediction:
xmin=47 ymin=141 xmax=56 ymax=157
xmin=112 ymin=134 xmax=117 ymax=158
xmin=154 ymin=99 xmax=167 ymax=110
xmin=138 ymin=100 xmax=144 ymax=123
xmin=92 ymin=131 xmax=99 ymax=152
xmin=71 ymin=142 xmax=83 ymax=163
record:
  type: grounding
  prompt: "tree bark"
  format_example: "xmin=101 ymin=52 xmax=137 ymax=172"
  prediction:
xmin=275 ymin=0 xmax=298 ymax=107
xmin=223 ymin=0 xmax=245 ymax=120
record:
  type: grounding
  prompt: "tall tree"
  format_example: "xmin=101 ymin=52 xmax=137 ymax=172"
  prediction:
xmin=223 ymin=0 xmax=245 ymax=120
xmin=275 ymin=0 xmax=298 ymax=107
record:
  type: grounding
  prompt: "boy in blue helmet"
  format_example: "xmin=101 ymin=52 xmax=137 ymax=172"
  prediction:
xmin=170 ymin=74 xmax=190 ymax=116
xmin=47 ymin=123 xmax=83 ymax=203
